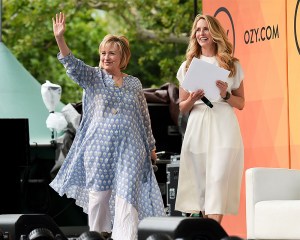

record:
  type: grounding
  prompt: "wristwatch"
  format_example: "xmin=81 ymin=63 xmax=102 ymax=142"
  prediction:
xmin=222 ymin=92 xmax=231 ymax=100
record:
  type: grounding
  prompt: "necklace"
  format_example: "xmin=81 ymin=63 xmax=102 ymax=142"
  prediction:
xmin=113 ymin=75 xmax=123 ymax=87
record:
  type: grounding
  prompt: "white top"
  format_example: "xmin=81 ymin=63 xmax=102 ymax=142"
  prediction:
xmin=176 ymin=56 xmax=244 ymax=102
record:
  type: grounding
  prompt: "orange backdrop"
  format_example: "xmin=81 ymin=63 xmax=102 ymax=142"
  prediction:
xmin=202 ymin=0 xmax=292 ymax=238
xmin=287 ymin=0 xmax=300 ymax=169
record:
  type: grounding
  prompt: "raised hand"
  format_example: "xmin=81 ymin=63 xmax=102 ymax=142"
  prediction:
xmin=52 ymin=12 xmax=70 ymax=57
xmin=52 ymin=12 xmax=66 ymax=39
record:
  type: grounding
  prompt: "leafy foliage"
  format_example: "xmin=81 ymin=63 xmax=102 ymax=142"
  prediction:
xmin=2 ymin=0 xmax=202 ymax=103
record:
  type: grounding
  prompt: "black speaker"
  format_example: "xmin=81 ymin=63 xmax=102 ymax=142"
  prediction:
xmin=0 ymin=214 xmax=67 ymax=240
xmin=0 ymin=118 xmax=30 ymax=166
xmin=147 ymin=103 xmax=182 ymax=154
xmin=138 ymin=217 xmax=228 ymax=240
xmin=0 ymin=118 xmax=30 ymax=214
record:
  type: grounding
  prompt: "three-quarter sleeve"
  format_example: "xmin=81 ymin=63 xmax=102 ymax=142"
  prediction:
xmin=136 ymin=81 xmax=156 ymax=151
xmin=57 ymin=52 xmax=96 ymax=89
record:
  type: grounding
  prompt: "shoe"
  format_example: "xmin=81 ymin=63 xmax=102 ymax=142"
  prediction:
xmin=190 ymin=213 xmax=200 ymax=217
xmin=78 ymin=231 xmax=106 ymax=240
xmin=190 ymin=211 xmax=203 ymax=217
xmin=101 ymin=232 xmax=112 ymax=239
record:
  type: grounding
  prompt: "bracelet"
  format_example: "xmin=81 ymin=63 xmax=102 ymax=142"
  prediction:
xmin=222 ymin=92 xmax=231 ymax=101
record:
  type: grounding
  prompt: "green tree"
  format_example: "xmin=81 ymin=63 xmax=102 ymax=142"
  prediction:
xmin=2 ymin=0 xmax=201 ymax=103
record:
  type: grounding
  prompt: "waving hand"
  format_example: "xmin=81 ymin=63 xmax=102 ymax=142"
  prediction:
xmin=52 ymin=12 xmax=66 ymax=38
xmin=52 ymin=12 xmax=70 ymax=57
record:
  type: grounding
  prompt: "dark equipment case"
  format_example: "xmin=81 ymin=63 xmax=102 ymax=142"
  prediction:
xmin=166 ymin=160 xmax=184 ymax=216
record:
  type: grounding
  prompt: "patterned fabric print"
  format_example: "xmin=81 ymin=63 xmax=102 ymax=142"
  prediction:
xmin=49 ymin=53 xmax=165 ymax=222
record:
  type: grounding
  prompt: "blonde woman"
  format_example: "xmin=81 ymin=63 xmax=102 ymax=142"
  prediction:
xmin=175 ymin=14 xmax=245 ymax=224
xmin=49 ymin=12 xmax=165 ymax=240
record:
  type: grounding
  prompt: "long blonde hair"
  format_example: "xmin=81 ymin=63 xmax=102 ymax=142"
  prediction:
xmin=99 ymin=34 xmax=131 ymax=70
xmin=185 ymin=14 xmax=238 ymax=77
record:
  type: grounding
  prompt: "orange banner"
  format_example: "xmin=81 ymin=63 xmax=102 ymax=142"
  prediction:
xmin=287 ymin=0 xmax=300 ymax=169
xmin=203 ymin=0 xmax=289 ymax=237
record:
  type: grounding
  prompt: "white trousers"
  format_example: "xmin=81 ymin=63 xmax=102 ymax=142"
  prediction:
xmin=88 ymin=190 xmax=112 ymax=233
xmin=88 ymin=190 xmax=139 ymax=240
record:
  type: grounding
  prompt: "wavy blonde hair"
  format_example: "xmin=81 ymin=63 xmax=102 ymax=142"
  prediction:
xmin=99 ymin=34 xmax=131 ymax=70
xmin=185 ymin=14 xmax=238 ymax=77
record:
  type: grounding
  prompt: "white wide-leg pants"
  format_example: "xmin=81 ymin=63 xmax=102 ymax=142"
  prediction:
xmin=88 ymin=191 xmax=139 ymax=240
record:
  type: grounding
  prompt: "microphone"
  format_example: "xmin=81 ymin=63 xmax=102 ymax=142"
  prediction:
xmin=201 ymin=96 xmax=213 ymax=108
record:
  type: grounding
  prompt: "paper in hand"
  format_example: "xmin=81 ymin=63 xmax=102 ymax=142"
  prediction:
xmin=182 ymin=57 xmax=230 ymax=100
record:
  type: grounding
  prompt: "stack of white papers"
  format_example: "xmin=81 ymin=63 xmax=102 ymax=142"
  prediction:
xmin=182 ymin=57 xmax=230 ymax=100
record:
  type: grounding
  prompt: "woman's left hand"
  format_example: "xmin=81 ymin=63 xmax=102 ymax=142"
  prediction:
xmin=151 ymin=150 xmax=157 ymax=163
xmin=216 ymin=80 xmax=228 ymax=98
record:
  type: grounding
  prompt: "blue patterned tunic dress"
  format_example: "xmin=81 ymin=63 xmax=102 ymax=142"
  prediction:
xmin=49 ymin=53 xmax=165 ymax=224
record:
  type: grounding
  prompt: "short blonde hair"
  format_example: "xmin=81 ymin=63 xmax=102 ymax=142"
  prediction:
xmin=99 ymin=34 xmax=131 ymax=70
